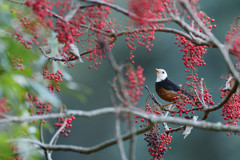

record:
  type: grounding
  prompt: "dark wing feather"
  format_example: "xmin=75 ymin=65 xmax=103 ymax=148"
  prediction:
xmin=156 ymin=78 xmax=180 ymax=92
xmin=156 ymin=78 xmax=192 ymax=98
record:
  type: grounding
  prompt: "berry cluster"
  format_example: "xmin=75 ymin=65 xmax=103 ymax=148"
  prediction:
xmin=221 ymin=90 xmax=240 ymax=128
xmin=24 ymin=0 xmax=114 ymax=67
xmin=11 ymin=56 xmax=24 ymax=71
xmin=0 ymin=97 xmax=10 ymax=116
xmin=220 ymin=77 xmax=240 ymax=134
xmin=135 ymin=105 xmax=171 ymax=159
xmin=225 ymin=21 xmax=240 ymax=58
xmin=54 ymin=115 xmax=75 ymax=137
xmin=8 ymin=10 xmax=49 ymax=49
xmin=7 ymin=144 xmax=28 ymax=160
xmin=128 ymin=0 xmax=170 ymax=26
xmin=144 ymin=124 xmax=172 ymax=160
xmin=25 ymin=0 xmax=53 ymax=24
xmin=176 ymin=0 xmax=217 ymax=71
xmin=122 ymin=66 xmax=145 ymax=106
xmin=175 ymin=34 xmax=207 ymax=70
xmin=42 ymin=70 xmax=63 ymax=94
xmin=26 ymin=93 xmax=52 ymax=123
xmin=174 ymin=7 xmax=217 ymax=114
xmin=125 ymin=27 xmax=155 ymax=64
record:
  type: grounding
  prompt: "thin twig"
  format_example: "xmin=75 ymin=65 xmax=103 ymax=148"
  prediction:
xmin=109 ymin=77 xmax=124 ymax=103
xmin=115 ymin=112 xmax=128 ymax=160
xmin=165 ymin=126 xmax=185 ymax=134
xmin=199 ymin=78 xmax=207 ymax=108
xmin=129 ymin=111 xmax=136 ymax=160
xmin=145 ymin=85 xmax=162 ymax=107
xmin=162 ymin=105 xmax=172 ymax=131
xmin=39 ymin=47 xmax=91 ymax=62
xmin=49 ymin=121 xmax=67 ymax=146
xmin=39 ymin=121 xmax=51 ymax=160
xmin=39 ymin=122 xmax=44 ymax=144
xmin=6 ymin=0 xmax=24 ymax=4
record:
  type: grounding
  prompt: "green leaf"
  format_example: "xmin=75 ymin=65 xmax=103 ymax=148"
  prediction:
xmin=0 ymin=133 xmax=14 ymax=158
xmin=0 ymin=37 xmax=37 ymax=63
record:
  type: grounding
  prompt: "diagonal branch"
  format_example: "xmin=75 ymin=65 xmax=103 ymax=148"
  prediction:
xmin=49 ymin=121 xmax=67 ymax=146
xmin=14 ymin=124 xmax=152 ymax=154
xmin=180 ymin=0 xmax=240 ymax=83
xmin=202 ymin=79 xmax=239 ymax=120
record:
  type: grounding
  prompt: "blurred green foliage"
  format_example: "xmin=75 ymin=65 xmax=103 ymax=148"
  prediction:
xmin=0 ymin=0 xmax=240 ymax=160
xmin=0 ymin=133 xmax=14 ymax=159
xmin=0 ymin=1 xmax=91 ymax=159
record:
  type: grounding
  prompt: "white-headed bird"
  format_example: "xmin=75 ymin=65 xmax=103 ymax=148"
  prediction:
xmin=155 ymin=68 xmax=191 ymax=102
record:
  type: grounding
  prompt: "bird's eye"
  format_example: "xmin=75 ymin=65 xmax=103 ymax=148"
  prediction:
xmin=162 ymin=71 xmax=165 ymax=74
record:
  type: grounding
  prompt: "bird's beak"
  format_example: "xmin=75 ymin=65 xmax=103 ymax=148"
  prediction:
xmin=155 ymin=68 xmax=160 ymax=73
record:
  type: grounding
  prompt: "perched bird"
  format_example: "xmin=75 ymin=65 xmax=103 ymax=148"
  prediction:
xmin=155 ymin=68 xmax=191 ymax=102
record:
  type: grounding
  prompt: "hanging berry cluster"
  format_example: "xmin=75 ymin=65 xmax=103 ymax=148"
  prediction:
xmin=42 ymin=70 xmax=63 ymax=94
xmin=26 ymin=93 xmax=52 ymax=123
xmin=220 ymin=77 xmax=240 ymax=135
xmin=144 ymin=124 xmax=172 ymax=160
xmin=122 ymin=66 xmax=145 ymax=106
xmin=128 ymin=0 xmax=171 ymax=26
xmin=175 ymin=34 xmax=207 ymax=70
xmin=135 ymin=103 xmax=172 ymax=159
xmin=176 ymin=0 xmax=217 ymax=70
xmin=125 ymin=27 xmax=155 ymax=64
xmin=221 ymin=90 xmax=240 ymax=128
xmin=172 ymin=2 xmax=218 ymax=115
xmin=225 ymin=20 xmax=240 ymax=59
xmin=8 ymin=10 xmax=49 ymax=49
xmin=0 ymin=97 xmax=10 ymax=116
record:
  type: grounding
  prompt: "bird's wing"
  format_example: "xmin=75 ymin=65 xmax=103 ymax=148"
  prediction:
xmin=163 ymin=78 xmax=193 ymax=98
xmin=159 ymin=78 xmax=180 ymax=92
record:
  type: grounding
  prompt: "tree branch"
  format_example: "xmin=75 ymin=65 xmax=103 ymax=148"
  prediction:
xmin=202 ymin=79 xmax=239 ymax=120
xmin=3 ymin=107 xmax=240 ymax=133
xmin=180 ymin=0 xmax=240 ymax=83
xmin=115 ymin=112 xmax=127 ymax=160
xmin=14 ymin=124 xmax=152 ymax=154
xmin=116 ymin=27 xmax=210 ymax=46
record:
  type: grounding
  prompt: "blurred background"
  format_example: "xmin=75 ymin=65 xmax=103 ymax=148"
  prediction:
xmin=1 ymin=0 xmax=240 ymax=159
xmin=52 ymin=0 xmax=240 ymax=160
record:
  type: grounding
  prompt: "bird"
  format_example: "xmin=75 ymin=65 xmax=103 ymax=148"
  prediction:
xmin=155 ymin=68 xmax=192 ymax=102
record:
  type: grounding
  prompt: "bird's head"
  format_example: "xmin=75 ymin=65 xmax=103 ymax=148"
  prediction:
xmin=155 ymin=68 xmax=168 ymax=82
